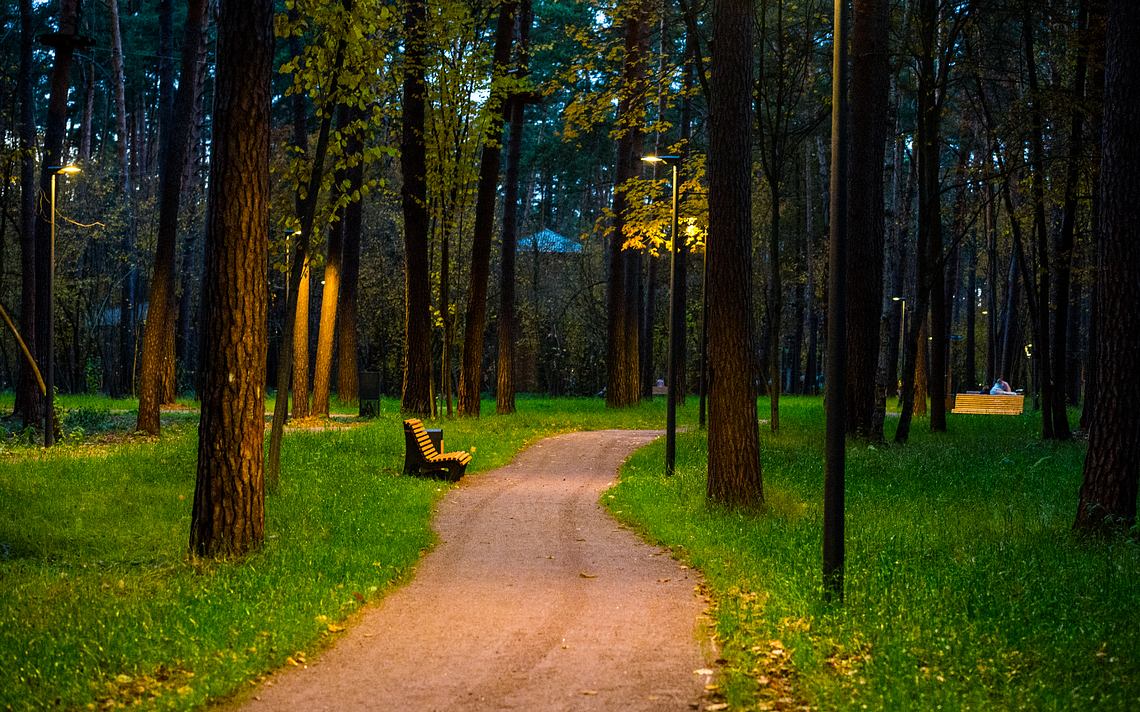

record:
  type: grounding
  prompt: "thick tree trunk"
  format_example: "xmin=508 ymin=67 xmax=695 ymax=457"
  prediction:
xmin=137 ymin=0 xmax=207 ymax=434
xmin=1074 ymin=0 xmax=1140 ymax=533
xmin=845 ymin=0 xmax=889 ymax=438
xmin=401 ymin=0 xmax=432 ymax=416
xmin=706 ymin=0 xmax=763 ymax=507
xmin=189 ymin=0 xmax=272 ymax=558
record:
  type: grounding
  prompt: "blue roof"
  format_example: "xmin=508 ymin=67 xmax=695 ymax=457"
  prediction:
xmin=520 ymin=228 xmax=582 ymax=253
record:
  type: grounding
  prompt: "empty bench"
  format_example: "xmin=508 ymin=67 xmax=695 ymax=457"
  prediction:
xmin=402 ymin=418 xmax=472 ymax=481
xmin=951 ymin=393 xmax=1025 ymax=415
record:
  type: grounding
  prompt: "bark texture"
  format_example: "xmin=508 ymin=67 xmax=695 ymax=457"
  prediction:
xmin=400 ymin=0 xmax=432 ymax=416
xmin=705 ymin=0 xmax=763 ymax=507
xmin=1074 ymin=0 xmax=1140 ymax=533
xmin=189 ymin=0 xmax=272 ymax=557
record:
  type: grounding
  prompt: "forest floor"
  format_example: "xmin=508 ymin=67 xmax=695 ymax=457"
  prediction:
xmin=219 ymin=429 xmax=723 ymax=712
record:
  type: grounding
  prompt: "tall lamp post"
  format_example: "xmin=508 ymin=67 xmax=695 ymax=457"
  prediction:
xmin=45 ymin=164 xmax=81 ymax=447
xmin=643 ymin=154 xmax=681 ymax=475
xmin=892 ymin=296 xmax=905 ymax=394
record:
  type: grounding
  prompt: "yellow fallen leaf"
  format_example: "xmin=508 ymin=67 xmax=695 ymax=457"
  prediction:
xmin=328 ymin=623 xmax=345 ymax=632
xmin=694 ymin=668 xmax=714 ymax=675
xmin=115 ymin=674 xmax=132 ymax=684
xmin=707 ymin=704 xmax=729 ymax=711
xmin=658 ymin=578 xmax=672 ymax=583
xmin=285 ymin=657 xmax=298 ymax=666
xmin=581 ymin=690 xmax=598 ymax=695
xmin=580 ymin=573 xmax=598 ymax=578
xmin=176 ymin=686 xmax=192 ymax=695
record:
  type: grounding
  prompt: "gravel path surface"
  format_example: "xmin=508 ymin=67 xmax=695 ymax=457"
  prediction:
xmin=232 ymin=429 xmax=716 ymax=711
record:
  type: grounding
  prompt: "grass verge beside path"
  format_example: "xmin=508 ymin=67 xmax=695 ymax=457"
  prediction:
xmin=1 ymin=395 xmax=685 ymax=711
xmin=607 ymin=396 xmax=1140 ymax=712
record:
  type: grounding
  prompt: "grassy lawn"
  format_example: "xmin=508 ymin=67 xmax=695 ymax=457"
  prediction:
xmin=0 ymin=394 xmax=686 ymax=710
xmin=608 ymin=396 xmax=1140 ymax=711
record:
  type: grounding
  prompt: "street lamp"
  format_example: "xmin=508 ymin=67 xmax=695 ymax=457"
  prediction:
xmin=642 ymin=154 xmax=681 ymax=475
xmin=45 ymin=164 xmax=80 ymax=447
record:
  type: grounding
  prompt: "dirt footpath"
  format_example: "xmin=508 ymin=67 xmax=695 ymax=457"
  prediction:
xmin=234 ymin=429 xmax=716 ymax=711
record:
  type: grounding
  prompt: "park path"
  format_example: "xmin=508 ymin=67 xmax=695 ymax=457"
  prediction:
xmin=231 ymin=429 xmax=717 ymax=711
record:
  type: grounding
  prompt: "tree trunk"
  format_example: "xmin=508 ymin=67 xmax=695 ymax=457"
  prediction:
xmin=1050 ymin=0 xmax=1090 ymax=441
xmin=292 ymin=256 xmax=311 ymax=417
xmin=457 ymin=0 xmax=518 ymax=417
xmin=706 ymin=0 xmax=763 ymax=507
xmin=1074 ymin=0 xmax=1140 ymax=533
xmin=606 ymin=0 xmax=645 ymax=410
xmin=497 ymin=97 xmax=523 ymax=415
xmin=137 ymin=0 xmax=207 ymax=434
xmin=400 ymin=0 xmax=432 ymax=416
xmin=189 ymin=0 xmax=272 ymax=558
xmin=1023 ymin=8 xmax=1054 ymax=439
xmin=34 ymin=0 xmax=81 ymax=443
xmin=15 ymin=0 xmax=40 ymax=428
xmin=311 ymin=144 xmax=346 ymax=418
xmin=845 ymin=0 xmax=889 ymax=438
xmin=914 ymin=316 xmax=929 ymax=416
xmin=336 ymin=105 xmax=364 ymax=405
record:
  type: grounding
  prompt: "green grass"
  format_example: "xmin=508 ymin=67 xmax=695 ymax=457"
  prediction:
xmin=608 ymin=396 xmax=1140 ymax=711
xmin=0 ymin=394 xmax=684 ymax=710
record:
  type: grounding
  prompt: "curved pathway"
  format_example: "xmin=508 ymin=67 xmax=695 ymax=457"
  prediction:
xmin=234 ymin=430 xmax=715 ymax=711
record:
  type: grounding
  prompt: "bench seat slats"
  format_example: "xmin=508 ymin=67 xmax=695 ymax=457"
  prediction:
xmin=951 ymin=394 xmax=1024 ymax=415
xmin=403 ymin=418 xmax=471 ymax=481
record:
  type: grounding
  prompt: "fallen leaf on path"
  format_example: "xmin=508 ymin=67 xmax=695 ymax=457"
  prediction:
xmin=328 ymin=623 xmax=345 ymax=632
xmin=706 ymin=704 xmax=729 ymax=711
xmin=581 ymin=690 xmax=598 ymax=695
xmin=694 ymin=669 xmax=714 ymax=675
xmin=285 ymin=657 xmax=298 ymax=666
xmin=658 ymin=578 xmax=672 ymax=583
xmin=580 ymin=573 xmax=598 ymax=578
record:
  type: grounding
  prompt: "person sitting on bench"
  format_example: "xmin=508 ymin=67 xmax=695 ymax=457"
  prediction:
xmin=989 ymin=378 xmax=1015 ymax=395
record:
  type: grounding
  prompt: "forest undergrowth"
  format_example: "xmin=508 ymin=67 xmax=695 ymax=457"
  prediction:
xmin=608 ymin=397 xmax=1139 ymax=712
xmin=0 ymin=395 xmax=689 ymax=710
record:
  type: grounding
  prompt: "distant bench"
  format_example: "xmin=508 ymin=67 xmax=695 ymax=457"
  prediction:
xmin=951 ymin=393 xmax=1025 ymax=415
xmin=402 ymin=418 xmax=471 ymax=481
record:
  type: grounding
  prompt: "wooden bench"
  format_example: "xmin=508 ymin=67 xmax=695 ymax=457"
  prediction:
xmin=950 ymin=393 xmax=1025 ymax=415
xmin=402 ymin=418 xmax=472 ymax=481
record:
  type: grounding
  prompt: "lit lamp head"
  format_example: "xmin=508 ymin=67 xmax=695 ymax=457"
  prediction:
xmin=641 ymin=154 xmax=680 ymax=166
xmin=57 ymin=165 xmax=81 ymax=175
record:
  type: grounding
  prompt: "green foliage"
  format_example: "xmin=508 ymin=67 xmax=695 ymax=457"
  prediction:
xmin=609 ymin=397 xmax=1140 ymax=711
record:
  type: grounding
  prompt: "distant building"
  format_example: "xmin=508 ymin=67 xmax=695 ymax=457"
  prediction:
xmin=520 ymin=228 xmax=582 ymax=254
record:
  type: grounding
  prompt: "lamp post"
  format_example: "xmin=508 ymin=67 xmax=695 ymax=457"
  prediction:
xmin=892 ymin=296 xmax=905 ymax=393
xmin=643 ymin=154 xmax=681 ymax=475
xmin=45 ymin=164 xmax=80 ymax=447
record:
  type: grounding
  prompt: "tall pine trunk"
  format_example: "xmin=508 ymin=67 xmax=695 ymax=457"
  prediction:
xmin=190 ymin=0 xmax=272 ymax=557
xmin=457 ymin=0 xmax=518 ymax=417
